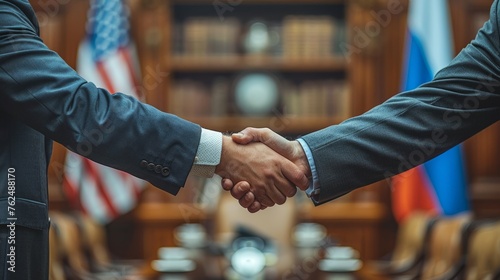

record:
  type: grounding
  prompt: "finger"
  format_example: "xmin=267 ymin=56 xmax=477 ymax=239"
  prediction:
xmin=231 ymin=127 xmax=259 ymax=145
xmin=221 ymin=178 xmax=234 ymax=191
xmin=239 ymin=192 xmax=255 ymax=208
xmin=265 ymin=182 xmax=287 ymax=205
xmin=272 ymin=170 xmax=298 ymax=198
xmin=254 ymin=191 xmax=275 ymax=208
xmin=231 ymin=181 xmax=252 ymax=200
xmin=281 ymin=160 xmax=310 ymax=191
xmin=248 ymin=201 xmax=261 ymax=213
xmin=236 ymin=128 xmax=293 ymax=157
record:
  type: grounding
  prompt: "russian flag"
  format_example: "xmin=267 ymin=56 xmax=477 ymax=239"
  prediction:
xmin=391 ymin=0 xmax=470 ymax=222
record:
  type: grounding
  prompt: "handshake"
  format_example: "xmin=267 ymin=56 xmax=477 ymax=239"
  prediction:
xmin=214 ymin=127 xmax=312 ymax=213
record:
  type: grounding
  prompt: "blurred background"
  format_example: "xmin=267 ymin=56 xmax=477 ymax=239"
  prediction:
xmin=37 ymin=0 xmax=500 ymax=279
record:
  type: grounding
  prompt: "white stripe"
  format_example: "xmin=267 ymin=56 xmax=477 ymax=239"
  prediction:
xmin=101 ymin=52 xmax=139 ymax=98
xmin=63 ymin=151 xmax=83 ymax=193
xmin=77 ymin=41 xmax=106 ymax=88
xmin=64 ymin=152 xmax=111 ymax=223
xmin=98 ymin=166 xmax=137 ymax=214
xmin=409 ymin=0 xmax=453 ymax=76
xmin=80 ymin=170 xmax=111 ymax=223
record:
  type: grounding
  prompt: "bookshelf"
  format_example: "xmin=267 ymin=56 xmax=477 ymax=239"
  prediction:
xmin=148 ymin=0 xmax=353 ymax=135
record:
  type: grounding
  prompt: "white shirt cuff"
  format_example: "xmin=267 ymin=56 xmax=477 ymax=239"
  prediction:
xmin=189 ymin=128 xmax=222 ymax=178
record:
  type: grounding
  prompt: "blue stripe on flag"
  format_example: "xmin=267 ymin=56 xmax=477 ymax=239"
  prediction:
xmin=403 ymin=31 xmax=433 ymax=91
xmin=423 ymin=146 xmax=470 ymax=215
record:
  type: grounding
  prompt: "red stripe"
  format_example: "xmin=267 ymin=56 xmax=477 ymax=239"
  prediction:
xmin=82 ymin=159 xmax=120 ymax=218
xmin=96 ymin=61 xmax=116 ymax=93
xmin=119 ymin=47 xmax=141 ymax=99
xmin=392 ymin=166 xmax=439 ymax=223
xmin=62 ymin=175 xmax=87 ymax=214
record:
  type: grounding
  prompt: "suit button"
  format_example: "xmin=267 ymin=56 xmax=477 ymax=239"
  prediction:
xmin=154 ymin=165 xmax=162 ymax=174
xmin=147 ymin=163 xmax=155 ymax=171
xmin=140 ymin=160 xmax=148 ymax=168
xmin=161 ymin=167 xmax=170 ymax=177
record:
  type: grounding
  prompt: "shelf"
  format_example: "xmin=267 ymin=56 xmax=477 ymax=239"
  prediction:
xmin=181 ymin=116 xmax=342 ymax=134
xmin=172 ymin=0 xmax=345 ymax=5
xmin=169 ymin=56 xmax=347 ymax=73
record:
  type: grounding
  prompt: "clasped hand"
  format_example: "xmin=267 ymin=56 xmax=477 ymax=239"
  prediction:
xmin=215 ymin=128 xmax=311 ymax=213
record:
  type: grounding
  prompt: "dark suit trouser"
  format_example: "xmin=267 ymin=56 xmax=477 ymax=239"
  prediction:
xmin=0 ymin=225 xmax=49 ymax=280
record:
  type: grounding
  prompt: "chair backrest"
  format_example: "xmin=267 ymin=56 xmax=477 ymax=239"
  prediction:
xmin=389 ymin=211 xmax=435 ymax=270
xmin=213 ymin=192 xmax=298 ymax=247
xmin=420 ymin=213 xmax=472 ymax=279
xmin=49 ymin=212 xmax=89 ymax=278
xmin=49 ymin=220 xmax=65 ymax=280
xmin=74 ymin=213 xmax=111 ymax=270
xmin=464 ymin=220 xmax=500 ymax=280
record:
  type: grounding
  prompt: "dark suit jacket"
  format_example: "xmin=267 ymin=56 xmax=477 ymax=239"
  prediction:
xmin=302 ymin=0 xmax=500 ymax=205
xmin=0 ymin=0 xmax=200 ymax=230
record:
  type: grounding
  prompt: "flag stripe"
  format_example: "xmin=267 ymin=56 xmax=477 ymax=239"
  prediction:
xmin=423 ymin=146 xmax=469 ymax=215
xmin=96 ymin=61 xmax=117 ymax=93
xmin=62 ymin=175 xmax=86 ymax=214
xmin=392 ymin=166 xmax=439 ymax=222
xmin=119 ymin=47 xmax=141 ymax=97
xmin=82 ymin=158 xmax=120 ymax=218
xmin=402 ymin=31 xmax=433 ymax=90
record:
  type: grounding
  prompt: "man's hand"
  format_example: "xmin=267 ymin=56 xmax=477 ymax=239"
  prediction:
xmin=223 ymin=128 xmax=312 ymax=212
xmin=215 ymin=135 xmax=309 ymax=208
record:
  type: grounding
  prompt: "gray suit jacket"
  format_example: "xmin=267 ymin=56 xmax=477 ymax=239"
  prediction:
xmin=302 ymin=0 xmax=500 ymax=205
xmin=0 ymin=0 xmax=200 ymax=230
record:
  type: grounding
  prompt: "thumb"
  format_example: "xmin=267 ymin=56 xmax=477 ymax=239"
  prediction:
xmin=231 ymin=127 xmax=259 ymax=145
xmin=233 ymin=128 xmax=295 ymax=159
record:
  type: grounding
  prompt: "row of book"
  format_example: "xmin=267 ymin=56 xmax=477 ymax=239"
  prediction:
xmin=173 ymin=16 xmax=347 ymax=58
xmin=168 ymin=77 xmax=349 ymax=119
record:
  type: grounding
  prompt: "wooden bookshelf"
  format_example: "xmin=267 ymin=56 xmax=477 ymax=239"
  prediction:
xmin=169 ymin=56 xmax=347 ymax=72
xmin=180 ymin=115 xmax=343 ymax=134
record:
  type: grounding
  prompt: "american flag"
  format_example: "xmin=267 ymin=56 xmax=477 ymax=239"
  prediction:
xmin=63 ymin=0 xmax=145 ymax=224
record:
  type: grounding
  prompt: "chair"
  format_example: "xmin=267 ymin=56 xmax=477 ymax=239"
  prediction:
xmin=419 ymin=213 xmax=472 ymax=280
xmin=462 ymin=220 xmax=500 ymax=280
xmin=49 ymin=211 xmax=91 ymax=280
xmin=49 ymin=220 xmax=65 ymax=280
xmin=71 ymin=213 xmax=145 ymax=279
xmin=366 ymin=211 xmax=436 ymax=278
xmin=51 ymin=211 xmax=145 ymax=280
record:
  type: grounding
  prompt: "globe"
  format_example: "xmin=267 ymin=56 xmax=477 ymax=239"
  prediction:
xmin=234 ymin=73 xmax=279 ymax=116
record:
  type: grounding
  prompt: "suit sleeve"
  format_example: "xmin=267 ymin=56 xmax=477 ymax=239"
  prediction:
xmin=302 ymin=0 xmax=500 ymax=205
xmin=0 ymin=2 xmax=200 ymax=195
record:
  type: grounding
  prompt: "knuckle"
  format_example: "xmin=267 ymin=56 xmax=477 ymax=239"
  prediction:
xmin=286 ymin=187 xmax=297 ymax=197
xmin=276 ymin=197 xmax=286 ymax=205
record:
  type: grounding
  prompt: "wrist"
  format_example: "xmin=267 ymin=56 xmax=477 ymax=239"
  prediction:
xmin=215 ymin=136 xmax=232 ymax=177
xmin=293 ymin=140 xmax=312 ymax=178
